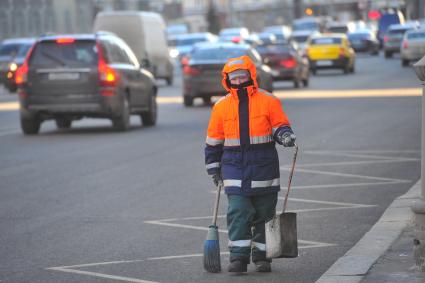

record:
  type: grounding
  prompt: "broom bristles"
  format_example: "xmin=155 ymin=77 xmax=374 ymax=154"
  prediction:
xmin=203 ymin=239 xmax=221 ymax=273
xmin=203 ymin=225 xmax=221 ymax=273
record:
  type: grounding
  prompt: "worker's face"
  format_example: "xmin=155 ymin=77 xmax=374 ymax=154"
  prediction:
xmin=230 ymin=75 xmax=250 ymax=85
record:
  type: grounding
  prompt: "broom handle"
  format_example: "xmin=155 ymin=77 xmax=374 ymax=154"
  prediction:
xmin=212 ymin=181 xmax=222 ymax=226
xmin=282 ymin=144 xmax=298 ymax=213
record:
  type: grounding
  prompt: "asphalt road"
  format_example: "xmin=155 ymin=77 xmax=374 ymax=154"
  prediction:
xmin=0 ymin=52 xmax=422 ymax=283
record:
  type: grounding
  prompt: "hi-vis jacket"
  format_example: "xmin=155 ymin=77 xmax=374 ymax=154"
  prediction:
xmin=205 ymin=56 xmax=294 ymax=196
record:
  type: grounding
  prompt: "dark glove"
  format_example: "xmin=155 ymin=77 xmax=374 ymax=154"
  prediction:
xmin=212 ymin=172 xmax=222 ymax=187
xmin=280 ymin=132 xmax=296 ymax=147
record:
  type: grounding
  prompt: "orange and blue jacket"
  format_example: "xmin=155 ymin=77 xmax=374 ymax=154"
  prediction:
xmin=205 ymin=55 xmax=294 ymax=196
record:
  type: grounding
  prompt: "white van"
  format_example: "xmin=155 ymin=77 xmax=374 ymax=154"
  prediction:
xmin=94 ymin=11 xmax=174 ymax=85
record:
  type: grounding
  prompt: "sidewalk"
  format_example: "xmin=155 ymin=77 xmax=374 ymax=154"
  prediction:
xmin=316 ymin=180 xmax=424 ymax=283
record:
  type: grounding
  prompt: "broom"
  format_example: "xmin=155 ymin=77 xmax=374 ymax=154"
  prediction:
xmin=203 ymin=181 xmax=222 ymax=273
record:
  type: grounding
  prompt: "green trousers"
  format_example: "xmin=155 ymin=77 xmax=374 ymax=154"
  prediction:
xmin=227 ymin=193 xmax=278 ymax=264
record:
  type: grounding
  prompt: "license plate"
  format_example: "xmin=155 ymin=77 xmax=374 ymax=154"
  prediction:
xmin=271 ymin=69 xmax=280 ymax=76
xmin=316 ymin=60 xmax=332 ymax=66
xmin=48 ymin=72 xmax=80 ymax=80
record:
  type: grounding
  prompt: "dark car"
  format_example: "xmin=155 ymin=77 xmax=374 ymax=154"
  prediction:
xmin=182 ymin=42 xmax=273 ymax=107
xmin=16 ymin=33 xmax=157 ymax=134
xmin=0 ymin=38 xmax=35 ymax=92
xmin=383 ymin=22 xmax=419 ymax=58
xmin=348 ymin=30 xmax=379 ymax=55
xmin=256 ymin=42 xmax=309 ymax=88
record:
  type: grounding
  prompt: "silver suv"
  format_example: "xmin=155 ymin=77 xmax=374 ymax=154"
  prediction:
xmin=16 ymin=33 xmax=157 ymax=134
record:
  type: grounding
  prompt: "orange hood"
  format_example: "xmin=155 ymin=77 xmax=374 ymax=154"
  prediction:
xmin=221 ymin=55 xmax=258 ymax=97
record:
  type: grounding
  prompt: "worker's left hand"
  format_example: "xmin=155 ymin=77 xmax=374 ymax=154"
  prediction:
xmin=212 ymin=173 xmax=222 ymax=187
xmin=281 ymin=133 xmax=296 ymax=147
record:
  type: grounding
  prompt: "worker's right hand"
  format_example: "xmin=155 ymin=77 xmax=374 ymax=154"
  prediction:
xmin=212 ymin=173 xmax=222 ymax=187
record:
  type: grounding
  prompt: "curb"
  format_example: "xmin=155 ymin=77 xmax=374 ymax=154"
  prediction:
xmin=315 ymin=180 xmax=421 ymax=283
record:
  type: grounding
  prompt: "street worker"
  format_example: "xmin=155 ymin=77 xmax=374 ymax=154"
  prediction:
xmin=204 ymin=55 xmax=296 ymax=273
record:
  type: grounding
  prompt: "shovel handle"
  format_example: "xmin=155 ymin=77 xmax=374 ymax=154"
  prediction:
xmin=282 ymin=144 xmax=298 ymax=213
xmin=212 ymin=181 xmax=223 ymax=226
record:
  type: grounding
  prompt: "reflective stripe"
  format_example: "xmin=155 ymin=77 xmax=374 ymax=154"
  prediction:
xmin=250 ymin=135 xmax=273 ymax=144
xmin=206 ymin=162 xmax=220 ymax=170
xmin=252 ymin=242 xmax=266 ymax=251
xmin=251 ymin=178 xmax=280 ymax=188
xmin=228 ymin=239 xmax=251 ymax=247
xmin=228 ymin=60 xmax=245 ymax=66
xmin=206 ymin=136 xmax=224 ymax=146
xmin=224 ymin=138 xmax=241 ymax=146
xmin=223 ymin=179 xmax=242 ymax=187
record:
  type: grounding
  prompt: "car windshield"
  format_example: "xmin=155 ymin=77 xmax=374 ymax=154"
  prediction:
xmin=311 ymin=38 xmax=342 ymax=44
xmin=173 ymin=37 xmax=207 ymax=46
xmin=191 ymin=47 xmax=247 ymax=60
xmin=407 ymin=32 xmax=425 ymax=39
xmin=0 ymin=43 xmax=33 ymax=57
xmin=348 ymin=33 xmax=371 ymax=40
xmin=389 ymin=28 xmax=410 ymax=34
xmin=30 ymin=40 xmax=98 ymax=67
xmin=328 ymin=26 xmax=348 ymax=33
xmin=293 ymin=22 xmax=318 ymax=31
xmin=291 ymin=35 xmax=309 ymax=43
xmin=256 ymin=44 xmax=290 ymax=54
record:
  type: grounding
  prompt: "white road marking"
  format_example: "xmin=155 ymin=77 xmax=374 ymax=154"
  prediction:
xmin=282 ymin=167 xmax=411 ymax=183
xmin=280 ymin=197 xmax=375 ymax=207
xmin=289 ymin=180 xmax=405 ymax=190
xmin=47 ymin=267 xmax=158 ymax=283
xmin=0 ymin=129 xmax=20 ymax=137
xmin=290 ymin=158 xmax=420 ymax=168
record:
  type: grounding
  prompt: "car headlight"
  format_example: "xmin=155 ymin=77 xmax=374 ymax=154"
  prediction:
xmin=169 ymin=49 xmax=179 ymax=58
xmin=9 ymin=62 xmax=18 ymax=72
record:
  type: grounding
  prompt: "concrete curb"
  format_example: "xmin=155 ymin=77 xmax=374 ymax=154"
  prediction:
xmin=315 ymin=180 xmax=421 ymax=283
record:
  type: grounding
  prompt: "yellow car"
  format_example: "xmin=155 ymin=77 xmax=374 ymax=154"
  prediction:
xmin=306 ymin=34 xmax=356 ymax=75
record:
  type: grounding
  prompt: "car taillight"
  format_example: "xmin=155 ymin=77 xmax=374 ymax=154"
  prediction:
xmin=180 ymin=56 xmax=189 ymax=66
xmin=384 ymin=35 xmax=389 ymax=43
xmin=280 ymin=58 xmax=297 ymax=68
xmin=56 ymin=38 xmax=75 ymax=44
xmin=402 ymin=40 xmax=408 ymax=49
xmin=15 ymin=43 xmax=35 ymax=86
xmin=231 ymin=36 xmax=242 ymax=43
xmin=183 ymin=65 xmax=201 ymax=76
xmin=96 ymin=42 xmax=119 ymax=88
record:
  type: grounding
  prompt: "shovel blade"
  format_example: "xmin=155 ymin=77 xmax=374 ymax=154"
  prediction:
xmin=265 ymin=212 xmax=298 ymax=258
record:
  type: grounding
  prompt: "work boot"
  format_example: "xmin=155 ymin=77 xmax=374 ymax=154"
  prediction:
xmin=254 ymin=261 xmax=271 ymax=272
xmin=228 ymin=260 xmax=248 ymax=273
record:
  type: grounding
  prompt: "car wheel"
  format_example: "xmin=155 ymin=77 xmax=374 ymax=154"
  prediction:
xmin=112 ymin=95 xmax=130 ymax=131
xmin=21 ymin=114 xmax=41 ymax=135
xmin=384 ymin=51 xmax=392 ymax=58
xmin=311 ymin=68 xmax=316 ymax=75
xmin=402 ymin=59 xmax=409 ymax=67
xmin=350 ymin=64 xmax=355 ymax=73
xmin=293 ymin=79 xmax=300 ymax=88
xmin=302 ymin=78 xmax=309 ymax=87
xmin=166 ymin=75 xmax=173 ymax=86
xmin=141 ymin=93 xmax=157 ymax=126
xmin=183 ymin=96 xmax=193 ymax=107
xmin=55 ymin=118 xmax=72 ymax=129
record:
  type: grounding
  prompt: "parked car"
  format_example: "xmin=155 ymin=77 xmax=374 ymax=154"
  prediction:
xmin=0 ymin=38 xmax=35 ymax=92
xmin=15 ymin=33 xmax=157 ymax=135
xmin=182 ymin=42 xmax=273 ymax=107
xmin=347 ymin=30 xmax=379 ymax=55
xmin=218 ymin=27 xmax=250 ymax=42
xmin=168 ymin=33 xmax=217 ymax=61
xmin=262 ymin=25 xmax=291 ymax=43
xmin=306 ymin=34 xmax=356 ymax=75
xmin=256 ymin=42 xmax=309 ymax=88
xmin=94 ymin=11 xmax=174 ymax=85
xmin=377 ymin=10 xmax=405 ymax=47
xmin=401 ymin=29 xmax=425 ymax=67
xmin=384 ymin=22 xmax=419 ymax=58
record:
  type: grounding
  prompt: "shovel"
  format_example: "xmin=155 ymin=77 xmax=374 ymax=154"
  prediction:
xmin=265 ymin=144 xmax=299 ymax=258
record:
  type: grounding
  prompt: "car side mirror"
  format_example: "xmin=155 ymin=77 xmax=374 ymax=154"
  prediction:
xmin=140 ymin=58 xmax=150 ymax=68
